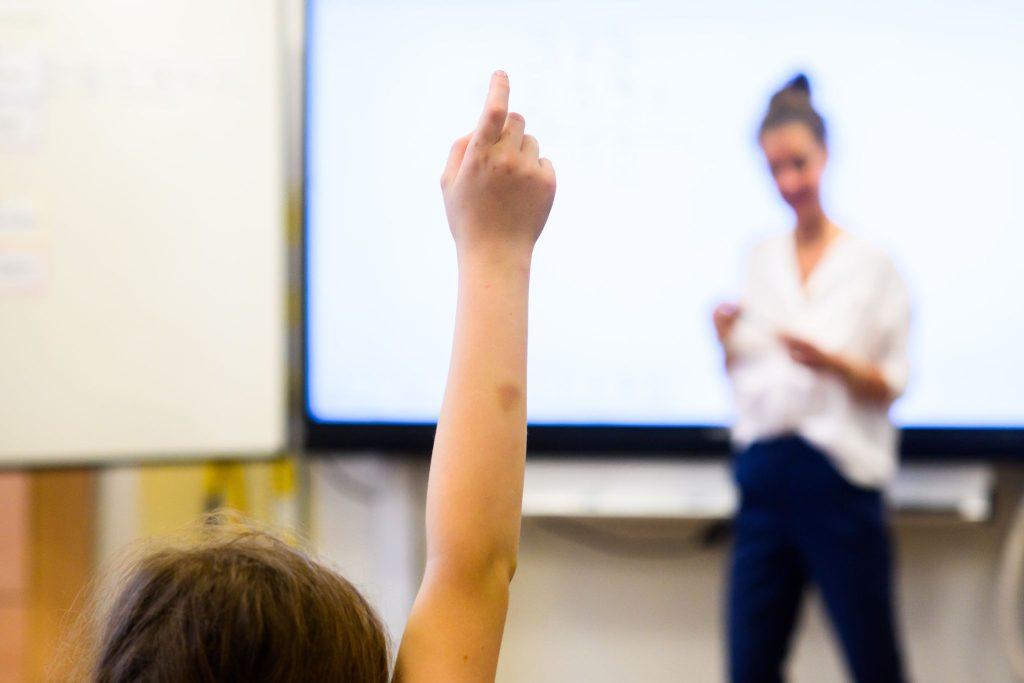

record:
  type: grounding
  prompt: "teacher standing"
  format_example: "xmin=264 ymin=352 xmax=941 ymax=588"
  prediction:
xmin=714 ymin=74 xmax=910 ymax=683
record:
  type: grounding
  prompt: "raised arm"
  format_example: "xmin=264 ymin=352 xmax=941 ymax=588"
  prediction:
xmin=394 ymin=71 xmax=556 ymax=683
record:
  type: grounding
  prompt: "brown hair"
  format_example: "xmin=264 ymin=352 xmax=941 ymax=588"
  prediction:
xmin=759 ymin=73 xmax=827 ymax=145
xmin=81 ymin=512 xmax=390 ymax=683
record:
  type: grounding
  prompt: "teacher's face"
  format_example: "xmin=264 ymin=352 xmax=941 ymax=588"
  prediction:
xmin=760 ymin=122 xmax=827 ymax=217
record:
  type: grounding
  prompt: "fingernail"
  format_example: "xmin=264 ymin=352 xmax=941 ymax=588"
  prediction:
xmin=495 ymin=70 xmax=507 ymax=79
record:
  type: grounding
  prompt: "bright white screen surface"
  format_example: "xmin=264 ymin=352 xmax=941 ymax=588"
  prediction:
xmin=307 ymin=0 xmax=1024 ymax=428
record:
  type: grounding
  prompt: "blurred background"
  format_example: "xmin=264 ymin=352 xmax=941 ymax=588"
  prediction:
xmin=2 ymin=1 xmax=1024 ymax=681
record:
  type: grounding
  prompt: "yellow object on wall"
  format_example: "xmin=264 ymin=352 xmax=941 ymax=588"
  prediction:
xmin=139 ymin=458 xmax=299 ymax=537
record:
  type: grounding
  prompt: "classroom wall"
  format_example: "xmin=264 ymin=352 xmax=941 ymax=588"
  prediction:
xmin=312 ymin=457 xmax=1022 ymax=683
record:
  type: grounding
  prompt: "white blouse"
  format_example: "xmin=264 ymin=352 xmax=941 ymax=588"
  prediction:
xmin=727 ymin=231 xmax=910 ymax=488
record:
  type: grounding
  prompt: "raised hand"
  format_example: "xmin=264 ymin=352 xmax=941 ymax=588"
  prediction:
xmin=441 ymin=71 xmax=556 ymax=260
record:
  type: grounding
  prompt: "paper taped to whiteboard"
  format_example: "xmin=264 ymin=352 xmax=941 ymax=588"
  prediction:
xmin=0 ymin=250 xmax=46 ymax=291
xmin=0 ymin=200 xmax=36 ymax=234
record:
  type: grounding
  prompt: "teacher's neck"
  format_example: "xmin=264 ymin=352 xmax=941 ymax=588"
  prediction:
xmin=793 ymin=204 xmax=836 ymax=244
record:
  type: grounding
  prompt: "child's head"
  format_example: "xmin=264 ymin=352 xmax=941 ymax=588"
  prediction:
xmin=89 ymin=513 xmax=389 ymax=683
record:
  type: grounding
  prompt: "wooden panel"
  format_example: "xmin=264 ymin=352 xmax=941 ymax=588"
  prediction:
xmin=28 ymin=469 xmax=95 ymax=682
xmin=0 ymin=473 xmax=29 ymax=595
xmin=0 ymin=605 xmax=28 ymax=683
xmin=0 ymin=473 xmax=30 ymax=682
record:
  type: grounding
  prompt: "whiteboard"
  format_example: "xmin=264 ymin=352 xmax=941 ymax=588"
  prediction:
xmin=0 ymin=0 xmax=286 ymax=465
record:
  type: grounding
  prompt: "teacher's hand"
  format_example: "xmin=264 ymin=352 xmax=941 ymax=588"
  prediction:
xmin=781 ymin=333 xmax=897 ymax=404
xmin=713 ymin=303 xmax=741 ymax=345
xmin=779 ymin=334 xmax=838 ymax=372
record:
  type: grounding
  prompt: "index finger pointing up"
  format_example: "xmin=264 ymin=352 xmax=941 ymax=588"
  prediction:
xmin=474 ymin=70 xmax=510 ymax=145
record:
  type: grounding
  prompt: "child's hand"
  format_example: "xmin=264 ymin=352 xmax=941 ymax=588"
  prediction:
xmin=441 ymin=71 xmax=556 ymax=260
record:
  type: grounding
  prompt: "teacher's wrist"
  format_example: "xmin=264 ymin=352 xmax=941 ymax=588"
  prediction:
xmin=829 ymin=354 xmax=854 ymax=381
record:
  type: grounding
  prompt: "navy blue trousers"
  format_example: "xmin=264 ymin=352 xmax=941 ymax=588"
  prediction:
xmin=727 ymin=436 xmax=906 ymax=683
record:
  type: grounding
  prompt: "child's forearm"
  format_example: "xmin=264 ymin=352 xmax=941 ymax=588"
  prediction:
xmin=425 ymin=250 xmax=532 ymax=577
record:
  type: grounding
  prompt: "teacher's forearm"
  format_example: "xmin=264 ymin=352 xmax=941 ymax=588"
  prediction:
xmin=832 ymin=356 xmax=893 ymax=405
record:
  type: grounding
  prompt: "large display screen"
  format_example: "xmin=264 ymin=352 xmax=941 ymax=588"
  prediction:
xmin=305 ymin=0 xmax=1024 ymax=455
